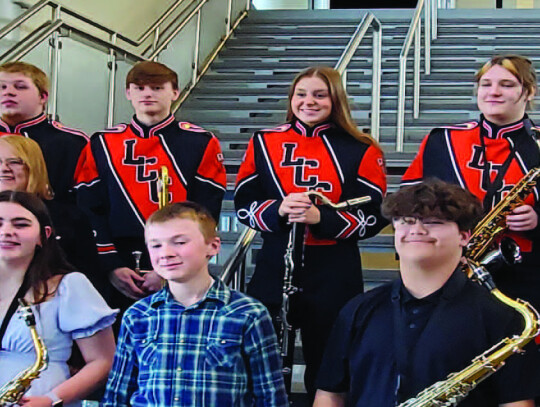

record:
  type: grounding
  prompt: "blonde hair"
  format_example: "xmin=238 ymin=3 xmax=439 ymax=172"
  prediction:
xmin=475 ymin=55 xmax=537 ymax=108
xmin=0 ymin=61 xmax=49 ymax=98
xmin=286 ymin=66 xmax=377 ymax=146
xmin=0 ymin=136 xmax=53 ymax=199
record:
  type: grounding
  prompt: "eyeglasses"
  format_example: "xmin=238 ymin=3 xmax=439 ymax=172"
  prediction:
xmin=392 ymin=216 xmax=447 ymax=229
xmin=0 ymin=158 xmax=25 ymax=168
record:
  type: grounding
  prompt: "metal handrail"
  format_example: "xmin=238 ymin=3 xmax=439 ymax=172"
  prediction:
xmin=0 ymin=0 xmax=249 ymax=126
xmin=0 ymin=0 xmax=194 ymax=49
xmin=335 ymin=12 xmax=381 ymax=141
xmin=172 ymin=4 xmax=249 ymax=112
xmin=396 ymin=0 xmax=438 ymax=152
xmin=220 ymin=227 xmax=257 ymax=289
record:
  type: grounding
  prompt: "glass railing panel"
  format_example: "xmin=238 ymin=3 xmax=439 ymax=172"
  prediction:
xmin=158 ymin=17 xmax=198 ymax=93
xmin=198 ymin=0 xmax=228 ymax=68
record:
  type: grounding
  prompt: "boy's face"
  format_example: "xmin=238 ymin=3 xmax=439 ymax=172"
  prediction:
xmin=393 ymin=216 xmax=469 ymax=269
xmin=0 ymin=72 xmax=47 ymax=124
xmin=145 ymin=217 xmax=220 ymax=283
xmin=126 ymin=81 xmax=179 ymax=119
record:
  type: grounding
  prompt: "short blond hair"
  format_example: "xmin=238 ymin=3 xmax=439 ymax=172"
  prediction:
xmin=0 ymin=135 xmax=53 ymax=199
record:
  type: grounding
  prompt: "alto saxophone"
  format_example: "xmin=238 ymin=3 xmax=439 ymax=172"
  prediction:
xmin=398 ymin=261 xmax=540 ymax=407
xmin=465 ymin=167 xmax=540 ymax=262
xmin=0 ymin=299 xmax=48 ymax=406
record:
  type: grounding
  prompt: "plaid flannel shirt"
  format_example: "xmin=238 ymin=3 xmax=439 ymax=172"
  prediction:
xmin=101 ymin=278 xmax=288 ymax=406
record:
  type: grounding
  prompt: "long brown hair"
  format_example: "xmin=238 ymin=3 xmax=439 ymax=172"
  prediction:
xmin=286 ymin=66 xmax=376 ymax=146
xmin=0 ymin=191 xmax=73 ymax=303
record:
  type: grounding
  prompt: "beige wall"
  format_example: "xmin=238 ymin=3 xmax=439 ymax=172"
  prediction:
xmin=25 ymin=0 xmax=177 ymax=39
xmin=455 ymin=0 xmax=539 ymax=7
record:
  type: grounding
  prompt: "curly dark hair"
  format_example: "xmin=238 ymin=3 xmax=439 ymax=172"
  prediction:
xmin=382 ymin=179 xmax=484 ymax=231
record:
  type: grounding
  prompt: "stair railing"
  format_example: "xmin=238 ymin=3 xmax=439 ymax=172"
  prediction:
xmin=396 ymin=0 xmax=438 ymax=152
xmin=335 ymin=12 xmax=381 ymax=141
xmin=220 ymin=227 xmax=257 ymax=290
xmin=0 ymin=0 xmax=250 ymax=127
xmin=171 ymin=0 xmax=251 ymax=112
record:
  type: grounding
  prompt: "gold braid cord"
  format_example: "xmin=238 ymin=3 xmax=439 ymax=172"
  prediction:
xmin=0 ymin=299 xmax=48 ymax=406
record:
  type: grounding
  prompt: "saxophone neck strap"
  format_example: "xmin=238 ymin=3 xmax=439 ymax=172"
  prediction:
xmin=0 ymin=275 xmax=30 ymax=348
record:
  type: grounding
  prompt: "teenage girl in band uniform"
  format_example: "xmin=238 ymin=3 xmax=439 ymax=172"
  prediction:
xmin=403 ymin=55 xmax=540 ymax=316
xmin=234 ymin=66 xmax=387 ymax=398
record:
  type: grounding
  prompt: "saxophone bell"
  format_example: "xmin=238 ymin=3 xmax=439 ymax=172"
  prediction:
xmin=479 ymin=237 xmax=522 ymax=273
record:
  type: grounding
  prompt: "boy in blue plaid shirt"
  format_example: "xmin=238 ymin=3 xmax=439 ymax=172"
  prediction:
xmin=101 ymin=202 xmax=288 ymax=406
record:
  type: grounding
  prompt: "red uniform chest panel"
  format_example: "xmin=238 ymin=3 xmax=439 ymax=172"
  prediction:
xmin=449 ymin=130 xmax=532 ymax=205
xmin=449 ymin=130 xmax=535 ymax=251
xmin=103 ymin=130 xmax=188 ymax=220
xmin=264 ymin=131 xmax=342 ymax=202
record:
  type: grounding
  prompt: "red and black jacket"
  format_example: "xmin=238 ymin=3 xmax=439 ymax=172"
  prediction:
xmin=234 ymin=119 xmax=387 ymax=304
xmin=402 ymin=115 xmax=540 ymax=263
xmin=0 ymin=113 xmax=88 ymax=202
xmin=74 ymin=115 xmax=226 ymax=272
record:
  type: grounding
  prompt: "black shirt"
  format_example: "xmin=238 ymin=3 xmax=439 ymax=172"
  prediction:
xmin=316 ymin=269 xmax=540 ymax=406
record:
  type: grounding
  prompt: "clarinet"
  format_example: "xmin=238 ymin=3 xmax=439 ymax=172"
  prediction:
xmin=278 ymin=192 xmax=371 ymax=377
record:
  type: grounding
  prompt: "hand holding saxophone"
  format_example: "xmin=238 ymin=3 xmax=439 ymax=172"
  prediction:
xmin=506 ymin=204 xmax=538 ymax=231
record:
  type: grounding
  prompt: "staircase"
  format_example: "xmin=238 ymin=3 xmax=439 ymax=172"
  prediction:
xmin=177 ymin=8 xmax=540 ymax=291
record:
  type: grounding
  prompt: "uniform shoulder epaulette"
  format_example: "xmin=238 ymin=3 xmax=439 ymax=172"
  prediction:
xmin=178 ymin=121 xmax=210 ymax=134
xmin=51 ymin=120 xmax=89 ymax=140
xmin=431 ymin=121 xmax=479 ymax=133
xmin=99 ymin=124 xmax=128 ymax=134
xmin=256 ymin=123 xmax=291 ymax=134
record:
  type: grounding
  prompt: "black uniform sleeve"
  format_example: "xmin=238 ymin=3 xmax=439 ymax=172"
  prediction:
xmin=234 ymin=136 xmax=290 ymax=233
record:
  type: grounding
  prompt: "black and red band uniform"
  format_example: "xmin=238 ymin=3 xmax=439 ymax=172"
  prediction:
xmin=74 ymin=114 xmax=226 ymax=306
xmin=234 ymin=118 xmax=387 ymax=395
xmin=402 ymin=115 xmax=540 ymax=313
xmin=0 ymin=113 xmax=88 ymax=202
xmin=0 ymin=115 xmax=107 ymax=295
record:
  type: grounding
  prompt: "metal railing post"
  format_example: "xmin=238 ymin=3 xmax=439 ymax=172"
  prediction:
xmin=424 ymin=0 xmax=431 ymax=75
xmin=413 ymin=18 xmax=421 ymax=119
xmin=48 ymin=6 xmax=61 ymax=120
xmin=371 ymin=23 xmax=381 ymax=139
xmin=192 ymin=9 xmax=202 ymax=87
xmin=432 ymin=0 xmax=438 ymax=40
xmin=226 ymin=0 xmax=233 ymax=35
xmin=152 ymin=27 xmax=160 ymax=54
xmin=107 ymin=33 xmax=117 ymax=128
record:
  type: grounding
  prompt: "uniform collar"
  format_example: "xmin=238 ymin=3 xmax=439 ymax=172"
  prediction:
xmin=149 ymin=276 xmax=231 ymax=309
xmin=291 ymin=118 xmax=334 ymax=138
xmin=391 ymin=266 xmax=468 ymax=303
xmin=0 ymin=113 xmax=47 ymax=133
xmin=479 ymin=114 xmax=528 ymax=140
xmin=130 ymin=114 xmax=175 ymax=138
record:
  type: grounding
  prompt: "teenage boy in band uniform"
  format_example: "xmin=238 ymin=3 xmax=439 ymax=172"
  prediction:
xmin=101 ymin=202 xmax=288 ymax=407
xmin=314 ymin=180 xmax=540 ymax=407
xmin=75 ymin=61 xmax=226 ymax=310
xmin=0 ymin=62 xmax=88 ymax=203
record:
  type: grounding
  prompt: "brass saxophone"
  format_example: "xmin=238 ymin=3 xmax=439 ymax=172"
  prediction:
xmin=0 ymin=299 xmax=48 ymax=406
xmin=398 ymin=260 xmax=540 ymax=407
xmin=465 ymin=167 xmax=540 ymax=262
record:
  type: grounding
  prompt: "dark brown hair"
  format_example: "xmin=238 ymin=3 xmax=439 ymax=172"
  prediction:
xmin=146 ymin=201 xmax=217 ymax=243
xmin=126 ymin=61 xmax=178 ymax=90
xmin=382 ymin=180 xmax=483 ymax=231
xmin=0 ymin=191 xmax=73 ymax=303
